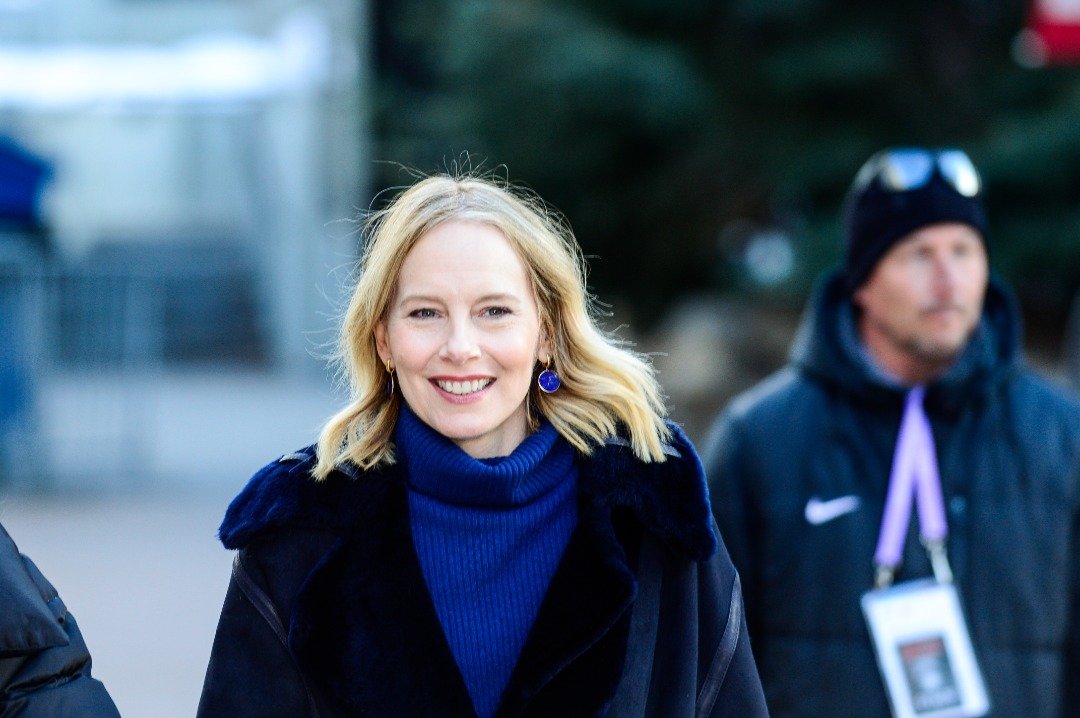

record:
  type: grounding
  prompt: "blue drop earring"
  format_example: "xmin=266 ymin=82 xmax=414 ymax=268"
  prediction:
xmin=537 ymin=358 xmax=561 ymax=393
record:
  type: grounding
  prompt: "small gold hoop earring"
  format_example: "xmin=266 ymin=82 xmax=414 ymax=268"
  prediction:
xmin=385 ymin=359 xmax=395 ymax=396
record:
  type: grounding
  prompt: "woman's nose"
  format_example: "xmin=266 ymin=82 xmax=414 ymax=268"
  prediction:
xmin=440 ymin=318 xmax=481 ymax=363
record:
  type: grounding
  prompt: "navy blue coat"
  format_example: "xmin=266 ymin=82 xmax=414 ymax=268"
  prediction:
xmin=198 ymin=424 xmax=767 ymax=717
xmin=705 ymin=271 xmax=1080 ymax=717
xmin=0 ymin=523 xmax=119 ymax=717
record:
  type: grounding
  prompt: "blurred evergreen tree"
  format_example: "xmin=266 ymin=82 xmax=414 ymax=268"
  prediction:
xmin=373 ymin=0 xmax=1080 ymax=339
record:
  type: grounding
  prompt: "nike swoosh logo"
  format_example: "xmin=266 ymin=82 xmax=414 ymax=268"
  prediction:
xmin=804 ymin=495 xmax=861 ymax=525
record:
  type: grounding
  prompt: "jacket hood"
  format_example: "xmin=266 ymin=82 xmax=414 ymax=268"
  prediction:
xmin=219 ymin=421 xmax=717 ymax=562
xmin=790 ymin=268 xmax=1022 ymax=413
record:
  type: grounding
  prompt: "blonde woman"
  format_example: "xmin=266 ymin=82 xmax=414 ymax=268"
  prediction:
xmin=198 ymin=173 xmax=766 ymax=717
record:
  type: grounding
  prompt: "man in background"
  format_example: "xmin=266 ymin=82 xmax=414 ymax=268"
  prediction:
xmin=704 ymin=147 xmax=1080 ymax=716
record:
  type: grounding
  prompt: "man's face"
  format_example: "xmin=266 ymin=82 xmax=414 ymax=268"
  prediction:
xmin=854 ymin=222 xmax=988 ymax=382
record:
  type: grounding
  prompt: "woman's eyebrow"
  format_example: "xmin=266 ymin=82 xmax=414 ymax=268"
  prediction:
xmin=396 ymin=293 xmax=443 ymax=305
xmin=396 ymin=292 xmax=523 ymax=305
xmin=475 ymin=293 xmax=522 ymax=304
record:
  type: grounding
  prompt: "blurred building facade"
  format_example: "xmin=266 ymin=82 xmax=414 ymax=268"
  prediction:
xmin=0 ymin=0 xmax=369 ymax=486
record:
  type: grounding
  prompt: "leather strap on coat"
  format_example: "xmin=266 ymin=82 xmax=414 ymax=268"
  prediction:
xmin=232 ymin=554 xmax=321 ymax=717
xmin=597 ymin=538 xmax=746 ymax=718
xmin=696 ymin=572 xmax=743 ymax=716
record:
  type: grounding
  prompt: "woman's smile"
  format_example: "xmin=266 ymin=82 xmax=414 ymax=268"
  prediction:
xmin=432 ymin=376 xmax=495 ymax=399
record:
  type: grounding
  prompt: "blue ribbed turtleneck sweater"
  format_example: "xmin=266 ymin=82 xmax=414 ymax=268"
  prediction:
xmin=394 ymin=405 xmax=579 ymax=718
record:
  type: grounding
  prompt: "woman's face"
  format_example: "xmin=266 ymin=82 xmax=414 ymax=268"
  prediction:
xmin=375 ymin=219 xmax=549 ymax=458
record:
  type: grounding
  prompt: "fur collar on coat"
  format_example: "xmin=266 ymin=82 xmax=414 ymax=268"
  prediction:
xmin=215 ymin=421 xmax=716 ymax=716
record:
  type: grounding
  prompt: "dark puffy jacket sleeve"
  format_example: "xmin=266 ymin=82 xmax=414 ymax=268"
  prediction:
xmin=0 ymin=529 xmax=120 ymax=717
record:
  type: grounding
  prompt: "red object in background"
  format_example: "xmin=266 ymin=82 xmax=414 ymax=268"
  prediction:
xmin=1019 ymin=0 xmax=1080 ymax=66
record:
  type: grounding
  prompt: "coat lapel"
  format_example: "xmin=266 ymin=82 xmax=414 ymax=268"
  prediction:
xmin=495 ymin=501 xmax=638 ymax=716
xmin=289 ymin=469 xmax=477 ymax=717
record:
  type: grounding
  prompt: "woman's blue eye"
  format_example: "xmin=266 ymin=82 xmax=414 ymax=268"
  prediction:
xmin=483 ymin=306 xmax=511 ymax=318
xmin=410 ymin=308 xmax=438 ymax=319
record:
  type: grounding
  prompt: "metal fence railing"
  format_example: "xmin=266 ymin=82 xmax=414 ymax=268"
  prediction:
xmin=0 ymin=238 xmax=263 ymax=487
xmin=0 ymin=237 xmax=46 ymax=485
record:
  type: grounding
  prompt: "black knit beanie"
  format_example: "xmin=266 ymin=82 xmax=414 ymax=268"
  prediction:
xmin=842 ymin=157 xmax=989 ymax=292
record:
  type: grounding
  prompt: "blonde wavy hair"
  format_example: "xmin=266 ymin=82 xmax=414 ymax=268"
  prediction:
xmin=312 ymin=172 xmax=670 ymax=479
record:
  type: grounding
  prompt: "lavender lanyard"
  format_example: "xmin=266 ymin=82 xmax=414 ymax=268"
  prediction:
xmin=873 ymin=386 xmax=953 ymax=589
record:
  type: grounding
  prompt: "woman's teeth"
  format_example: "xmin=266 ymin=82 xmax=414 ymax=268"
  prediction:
xmin=436 ymin=379 xmax=491 ymax=395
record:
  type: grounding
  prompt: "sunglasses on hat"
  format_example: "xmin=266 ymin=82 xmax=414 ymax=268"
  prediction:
xmin=852 ymin=148 xmax=982 ymax=198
